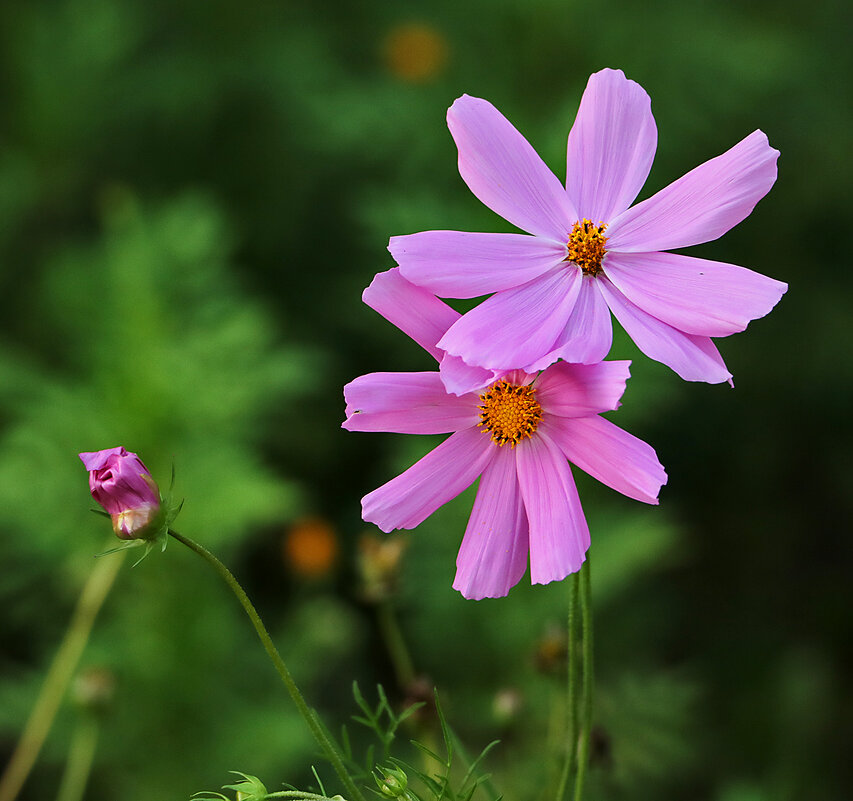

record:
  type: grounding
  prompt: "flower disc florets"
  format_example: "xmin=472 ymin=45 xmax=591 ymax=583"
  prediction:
xmin=477 ymin=380 xmax=542 ymax=447
xmin=567 ymin=218 xmax=608 ymax=276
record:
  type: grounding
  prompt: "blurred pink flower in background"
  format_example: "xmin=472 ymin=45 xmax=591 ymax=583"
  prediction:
xmin=343 ymin=269 xmax=667 ymax=599
xmin=390 ymin=68 xmax=787 ymax=385
xmin=79 ymin=447 xmax=161 ymax=540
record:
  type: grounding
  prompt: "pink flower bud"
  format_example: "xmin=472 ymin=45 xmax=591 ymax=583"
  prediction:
xmin=79 ymin=447 xmax=162 ymax=540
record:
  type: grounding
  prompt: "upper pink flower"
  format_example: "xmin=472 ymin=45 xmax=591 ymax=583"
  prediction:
xmin=389 ymin=68 xmax=788 ymax=387
xmin=79 ymin=447 xmax=161 ymax=539
xmin=343 ymin=269 xmax=667 ymax=599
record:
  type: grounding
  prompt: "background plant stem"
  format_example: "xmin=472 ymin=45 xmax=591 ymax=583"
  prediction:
xmin=0 ymin=543 xmax=124 ymax=801
xmin=55 ymin=718 xmax=98 ymax=801
xmin=167 ymin=529 xmax=366 ymax=801
xmin=375 ymin=601 xmax=415 ymax=690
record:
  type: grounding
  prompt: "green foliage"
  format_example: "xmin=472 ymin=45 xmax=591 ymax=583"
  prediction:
xmin=0 ymin=0 xmax=849 ymax=799
xmin=351 ymin=682 xmax=425 ymax=765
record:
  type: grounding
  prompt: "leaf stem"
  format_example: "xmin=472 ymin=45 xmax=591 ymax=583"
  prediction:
xmin=167 ymin=529 xmax=366 ymax=801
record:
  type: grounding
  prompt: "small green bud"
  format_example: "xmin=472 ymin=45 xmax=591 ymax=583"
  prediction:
xmin=374 ymin=766 xmax=410 ymax=798
xmin=221 ymin=772 xmax=267 ymax=801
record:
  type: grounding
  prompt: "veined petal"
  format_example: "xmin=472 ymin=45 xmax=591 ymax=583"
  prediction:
xmin=598 ymin=277 xmax=733 ymax=383
xmin=439 ymin=353 xmax=497 ymax=397
xmin=516 ymin=432 xmax=589 ymax=585
xmin=343 ymin=372 xmax=478 ymax=434
xmin=603 ymin=251 xmax=788 ymax=337
xmin=545 ymin=416 xmax=666 ymax=505
xmin=362 ymin=268 xmax=460 ymax=362
xmin=606 ymin=130 xmax=779 ymax=252
xmin=361 ymin=427 xmax=494 ymax=532
xmin=534 ymin=360 xmax=631 ymax=417
xmin=438 ymin=268 xmax=582 ymax=372
xmin=453 ymin=445 xmax=529 ymax=599
xmin=525 ymin=275 xmax=613 ymax=371
xmin=448 ymin=95 xmax=577 ymax=240
xmin=566 ymin=68 xmax=657 ymax=222
xmin=391 ymin=230 xmax=566 ymax=299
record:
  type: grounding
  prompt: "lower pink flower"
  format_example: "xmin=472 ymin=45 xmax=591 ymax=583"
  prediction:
xmin=343 ymin=269 xmax=667 ymax=599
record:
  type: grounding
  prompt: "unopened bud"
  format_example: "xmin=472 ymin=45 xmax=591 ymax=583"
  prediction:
xmin=80 ymin=447 xmax=163 ymax=540
xmin=222 ymin=772 xmax=267 ymax=801
xmin=375 ymin=766 xmax=409 ymax=798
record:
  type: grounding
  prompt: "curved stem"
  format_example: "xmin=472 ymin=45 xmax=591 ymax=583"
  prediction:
xmin=167 ymin=530 xmax=365 ymax=801
xmin=0 ymin=542 xmax=124 ymax=801
xmin=554 ymin=571 xmax=580 ymax=801
xmin=573 ymin=556 xmax=594 ymax=801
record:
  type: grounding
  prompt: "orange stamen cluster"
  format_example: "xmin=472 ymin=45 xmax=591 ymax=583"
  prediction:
xmin=478 ymin=381 xmax=543 ymax=447
xmin=567 ymin=219 xmax=608 ymax=276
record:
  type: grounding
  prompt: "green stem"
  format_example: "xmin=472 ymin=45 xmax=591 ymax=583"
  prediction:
xmin=572 ymin=557 xmax=594 ymax=801
xmin=55 ymin=718 xmax=98 ymax=801
xmin=167 ymin=530 xmax=365 ymax=801
xmin=0 ymin=542 xmax=124 ymax=801
xmin=554 ymin=571 xmax=580 ymax=801
xmin=264 ymin=793 xmax=344 ymax=800
xmin=375 ymin=601 xmax=415 ymax=690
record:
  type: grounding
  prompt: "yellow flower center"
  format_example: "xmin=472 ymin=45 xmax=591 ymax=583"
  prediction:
xmin=567 ymin=219 xmax=608 ymax=276
xmin=478 ymin=381 xmax=542 ymax=447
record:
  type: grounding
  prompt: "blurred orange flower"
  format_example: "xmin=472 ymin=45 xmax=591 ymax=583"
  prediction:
xmin=283 ymin=517 xmax=338 ymax=578
xmin=382 ymin=22 xmax=448 ymax=83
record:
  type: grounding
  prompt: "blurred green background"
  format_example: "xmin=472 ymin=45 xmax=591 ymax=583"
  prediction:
xmin=1 ymin=1 xmax=850 ymax=800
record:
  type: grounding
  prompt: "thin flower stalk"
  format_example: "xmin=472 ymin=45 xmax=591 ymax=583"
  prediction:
xmin=555 ymin=571 xmax=580 ymax=801
xmin=167 ymin=529 xmax=366 ymax=801
xmin=573 ymin=558 xmax=594 ymax=801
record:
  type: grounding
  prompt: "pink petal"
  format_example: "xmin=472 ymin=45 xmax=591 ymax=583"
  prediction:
xmin=361 ymin=427 xmax=494 ymax=532
xmin=343 ymin=372 xmax=479 ymax=434
xmin=516 ymin=432 xmax=589 ymax=585
xmin=544 ymin=416 xmax=667 ymax=504
xmin=362 ymin=268 xmax=460 ymax=362
xmin=525 ymin=275 xmax=613 ymax=371
xmin=534 ymin=360 xmax=631 ymax=417
xmin=598 ymin=277 xmax=733 ymax=383
xmin=439 ymin=353 xmax=497 ymax=397
xmin=606 ymin=130 xmax=779 ymax=252
xmin=448 ymin=95 xmax=577 ymax=240
xmin=79 ymin=446 xmax=128 ymax=471
xmin=390 ymin=230 xmax=566 ymax=299
xmin=453 ymin=445 xmax=529 ymax=599
xmin=603 ymin=251 xmax=788 ymax=337
xmin=438 ymin=268 xmax=582 ymax=372
xmin=566 ymin=68 xmax=657 ymax=222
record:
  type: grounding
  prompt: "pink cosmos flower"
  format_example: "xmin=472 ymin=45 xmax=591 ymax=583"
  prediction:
xmin=79 ymin=446 xmax=161 ymax=539
xmin=343 ymin=268 xmax=667 ymax=599
xmin=389 ymin=68 xmax=788 ymax=388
